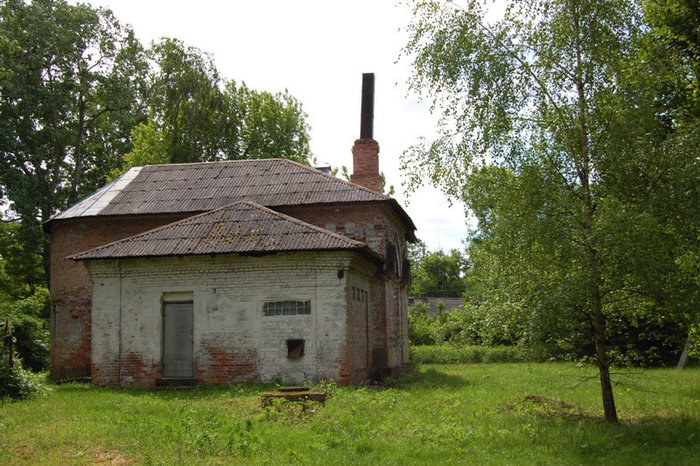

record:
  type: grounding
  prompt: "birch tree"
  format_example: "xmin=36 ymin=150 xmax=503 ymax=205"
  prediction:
xmin=401 ymin=0 xmax=697 ymax=422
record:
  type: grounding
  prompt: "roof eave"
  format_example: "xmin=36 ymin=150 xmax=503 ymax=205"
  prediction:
xmin=73 ymin=245 xmax=385 ymax=265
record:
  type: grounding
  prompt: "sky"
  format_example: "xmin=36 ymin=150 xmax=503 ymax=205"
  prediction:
xmin=79 ymin=0 xmax=471 ymax=252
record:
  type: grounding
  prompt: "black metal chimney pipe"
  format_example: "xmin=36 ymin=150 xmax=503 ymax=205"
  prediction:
xmin=360 ymin=73 xmax=375 ymax=140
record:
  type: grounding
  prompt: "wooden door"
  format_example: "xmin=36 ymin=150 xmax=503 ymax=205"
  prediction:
xmin=162 ymin=302 xmax=194 ymax=378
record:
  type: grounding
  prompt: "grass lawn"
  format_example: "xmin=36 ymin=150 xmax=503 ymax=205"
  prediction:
xmin=1 ymin=363 xmax=698 ymax=465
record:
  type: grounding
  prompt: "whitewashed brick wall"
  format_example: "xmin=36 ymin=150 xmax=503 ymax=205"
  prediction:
xmin=87 ymin=251 xmax=377 ymax=386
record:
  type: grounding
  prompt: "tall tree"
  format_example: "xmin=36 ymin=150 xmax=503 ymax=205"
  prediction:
xmin=231 ymin=82 xmax=311 ymax=163
xmin=402 ymin=0 xmax=697 ymax=422
xmin=115 ymin=38 xmax=312 ymax=173
xmin=0 ymin=0 xmax=148 ymax=274
xmin=147 ymin=38 xmax=228 ymax=163
xmin=639 ymin=0 xmax=700 ymax=362
xmin=410 ymin=247 xmax=468 ymax=298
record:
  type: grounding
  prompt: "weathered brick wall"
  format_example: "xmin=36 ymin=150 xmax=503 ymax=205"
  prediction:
xmin=49 ymin=200 xmax=412 ymax=382
xmin=47 ymin=213 xmax=191 ymax=380
xmin=86 ymin=251 xmax=379 ymax=386
xmin=347 ymin=263 xmax=373 ymax=384
xmin=350 ymin=139 xmax=382 ymax=193
xmin=278 ymin=202 xmax=412 ymax=375
xmin=277 ymin=203 xmax=391 ymax=254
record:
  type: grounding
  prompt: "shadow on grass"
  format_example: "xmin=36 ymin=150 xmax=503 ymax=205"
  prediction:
xmin=562 ymin=415 xmax=700 ymax=463
xmin=395 ymin=366 xmax=472 ymax=390
xmin=497 ymin=394 xmax=700 ymax=463
xmin=51 ymin=366 xmax=472 ymax=399
xmin=52 ymin=380 xmax=272 ymax=402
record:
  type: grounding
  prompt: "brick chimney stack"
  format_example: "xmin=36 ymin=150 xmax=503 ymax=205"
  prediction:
xmin=351 ymin=73 xmax=383 ymax=193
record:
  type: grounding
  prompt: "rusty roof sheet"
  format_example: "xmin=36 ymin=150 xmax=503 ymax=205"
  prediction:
xmin=53 ymin=159 xmax=388 ymax=220
xmin=70 ymin=201 xmax=383 ymax=262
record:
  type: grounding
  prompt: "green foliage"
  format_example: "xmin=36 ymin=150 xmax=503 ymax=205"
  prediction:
xmin=642 ymin=0 xmax=700 ymax=117
xmin=147 ymin=37 xmax=225 ymax=164
xmin=232 ymin=83 xmax=311 ymax=163
xmin=0 ymin=315 xmax=42 ymax=400
xmin=0 ymin=0 xmax=149 ymax=284
xmin=410 ymin=345 xmax=526 ymax=364
xmin=408 ymin=244 xmax=468 ymax=297
xmin=0 ymin=357 xmax=38 ymax=401
xmin=0 ymin=0 xmax=148 ymax=220
xmin=114 ymin=119 xmax=169 ymax=172
xmin=408 ymin=301 xmax=523 ymax=347
xmin=402 ymin=0 xmax=700 ymax=421
xmin=0 ymin=222 xmax=45 ymax=297
xmin=0 ymin=222 xmax=49 ymax=371
xmin=407 ymin=301 xmax=437 ymax=345
xmin=112 ymin=38 xmax=312 ymax=177
xmin=1 ymin=288 xmax=50 ymax=371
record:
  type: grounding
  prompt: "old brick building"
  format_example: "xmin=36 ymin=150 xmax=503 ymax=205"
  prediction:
xmin=46 ymin=131 xmax=416 ymax=386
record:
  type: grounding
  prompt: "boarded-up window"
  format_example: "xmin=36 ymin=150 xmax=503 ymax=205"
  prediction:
xmin=263 ymin=300 xmax=311 ymax=316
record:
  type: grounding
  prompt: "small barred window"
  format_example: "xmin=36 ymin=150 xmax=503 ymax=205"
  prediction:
xmin=352 ymin=287 xmax=368 ymax=303
xmin=263 ymin=300 xmax=311 ymax=316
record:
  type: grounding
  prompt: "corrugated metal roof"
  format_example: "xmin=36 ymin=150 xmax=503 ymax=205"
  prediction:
xmin=70 ymin=201 xmax=383 ymax=262
xmin=53 ymin=167 xmax=143 ymax=219
xmin=53 ymin=159 xmax=387 ymax=219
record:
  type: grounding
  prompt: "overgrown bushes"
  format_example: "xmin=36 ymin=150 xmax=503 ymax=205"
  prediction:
xmin=410 ymin=345 xmax=526 ymax=364
xmin=1 ymin=288 xmax=50 ymax=372
xmin=407 ymin=299 xmax=689 ymax=367
xmin=408 ymin=300 xmax=528 ymax=364
xmin=0 ymin=289 xmax=48 ymax=400
xmin=408 ymin=301 xmax=523 ymax=347
xmin=0 ymin=357 xmax=39 ymax=400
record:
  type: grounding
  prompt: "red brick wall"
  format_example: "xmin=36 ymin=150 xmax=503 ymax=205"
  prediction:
xmin=346 ymin=273 xmax=371 ymax=384
xmin=47 ymin=213 xmax=191 ymax=380
xmin=280 ymin=202 xmax=411 ymax=377
xmin=350 ymin=139 xmax=382 ymax=193
xmin=197 ymin=339 xmax=258 ymax=385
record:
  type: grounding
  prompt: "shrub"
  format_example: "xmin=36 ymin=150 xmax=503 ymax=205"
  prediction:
xmin=0 ymin=356 xmax=39 ymax=400
xmin=408 ymin=301 xmax=439 ymax=346
xmin=2 ymin=288 xmax=50 ymax=371
xmin=410 ymin=345 xmax=527 ymax=364
xmin=408 ymin=301 xmax=524 ymax=348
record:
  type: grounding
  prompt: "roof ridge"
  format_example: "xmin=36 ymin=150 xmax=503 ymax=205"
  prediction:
xmin=275 ymin=159 xmax=392 ymax=200
xmin=137 ymin=159 xmax=391 ymax=200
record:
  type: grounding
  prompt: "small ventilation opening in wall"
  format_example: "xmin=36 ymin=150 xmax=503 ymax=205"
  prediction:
xmin=287 ymin=339 xmax=305 ymax=359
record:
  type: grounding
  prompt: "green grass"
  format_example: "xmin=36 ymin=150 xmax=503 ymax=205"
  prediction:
xmin=1 ymin=363 xmax=699 ymax=465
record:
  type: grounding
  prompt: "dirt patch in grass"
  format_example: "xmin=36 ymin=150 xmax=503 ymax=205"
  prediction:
xmin=12 ymin=444 xmax=36 ymax=462
xmin=504 ymin=394 xmax=593 ymax=420
xmin=90 ymin=447 xmax=130 ymax=464
xmin=64 ymin=447 xmax=131 ymax=465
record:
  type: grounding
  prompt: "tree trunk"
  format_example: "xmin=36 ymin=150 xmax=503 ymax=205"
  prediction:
xmin=6 ymin=316 xmax=13 ymax=369
xmin=69 ymin=86 xmax=87 ymax=204
xmin=595 ymin=337 xmax=618 ymax=423
xmin=592 ymin=284 xmax=618 ymax=423
xmin=676 ymin=336 xmax=692 ymax=369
